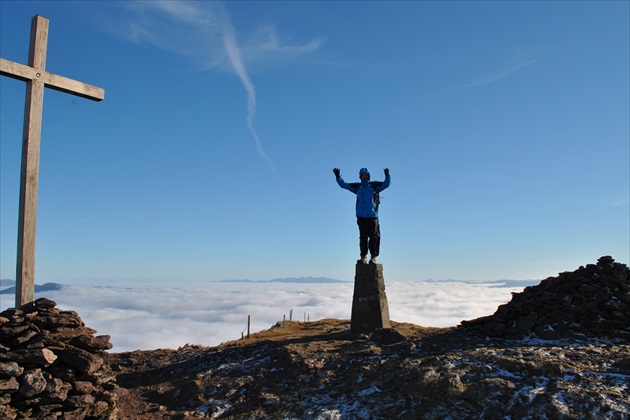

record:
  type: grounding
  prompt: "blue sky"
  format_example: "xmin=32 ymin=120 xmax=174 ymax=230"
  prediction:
xmin=1 ymin=0 xmax=628 ymax=285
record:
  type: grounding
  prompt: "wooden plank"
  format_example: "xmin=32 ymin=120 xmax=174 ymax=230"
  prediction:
xmin=44 ymin=71 xmax=105 ymax=101
xmin=16 ymin=78 xmax=45 ymax=308
xmin=1 ymin=59 xmax=104 ymax=101
xmin=29 ymin=15 xmax=48 ymax=70
xmin=1 ymin=58 xmax=37 ymax=81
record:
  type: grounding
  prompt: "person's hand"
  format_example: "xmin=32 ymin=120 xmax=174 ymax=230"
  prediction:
xmin=333 ymin=168 xmax=341 ymax=178
xmin=384 ymin=168 xmax=390 ymax=177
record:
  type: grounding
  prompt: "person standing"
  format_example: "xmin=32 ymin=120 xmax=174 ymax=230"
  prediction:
xmin=333 ymin=167 xmax=391 ymax=264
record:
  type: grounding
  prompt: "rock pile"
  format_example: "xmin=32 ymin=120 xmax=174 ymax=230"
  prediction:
xmin=460 ymin=256 xmax=630 ymax=340
xmin=0 ymin=298 xmax=117 ymax=419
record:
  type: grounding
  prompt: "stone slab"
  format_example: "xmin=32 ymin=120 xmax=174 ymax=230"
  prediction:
xmin=351 ymin=263 xmax=391 ymax=332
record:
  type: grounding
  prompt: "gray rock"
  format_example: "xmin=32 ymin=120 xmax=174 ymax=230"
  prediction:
xmin=58 ymin=345 xmax=103 ymax=374
xmin=18 ymin=369 xmax=47 ymax=397
xmin=0 ymin=361 xmax=23 ymax=378
xmin=9 ymin=348 xmax=57 ymax=366
xmin=0 ymin=376 xmax=19 ymax=391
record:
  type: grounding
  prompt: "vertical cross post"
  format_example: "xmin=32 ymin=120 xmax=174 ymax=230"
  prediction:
xmin=15 ymin=16 xmax=47 ymax=308
xmin=1 ymin=15 xmax=104 ymax=308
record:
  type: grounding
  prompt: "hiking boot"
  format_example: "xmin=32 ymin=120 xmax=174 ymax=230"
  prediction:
xmin=357 ymin=256 xmax=368 ymax=264
xmin=369 ymin=256 xmax=377 ymax=264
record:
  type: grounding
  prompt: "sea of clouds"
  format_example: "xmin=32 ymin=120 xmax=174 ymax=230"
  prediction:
xmin=0 ymin=279 xmax=536 ymax=353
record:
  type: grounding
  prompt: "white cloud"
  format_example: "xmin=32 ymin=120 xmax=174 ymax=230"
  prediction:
xmin=112 ymin=0 xmax=321 ymax=175
xmin=1 ymin=280 xmax=528 ymax=353
xmin=459 ymin=59 xmax=538 ymax=89
xmin=74 ymin=216 xmax=93 ymax=225
xmin=448 ymin=49 xmax=542 ymax=91
xmin=119 ymin=0 xmax=322 ymax=71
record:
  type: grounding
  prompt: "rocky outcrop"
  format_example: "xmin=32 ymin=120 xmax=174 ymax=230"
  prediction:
xmin=460 ymin=256 xmax=630 ymax=340
xmin=0 ymin=298 xmax=117 ymax=419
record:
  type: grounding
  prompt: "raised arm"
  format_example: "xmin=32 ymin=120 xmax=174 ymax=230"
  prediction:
xmin=375 ymin=168 xmax=391 ymax=192
xmin=333 ymin=168 xmax=358 ymax=193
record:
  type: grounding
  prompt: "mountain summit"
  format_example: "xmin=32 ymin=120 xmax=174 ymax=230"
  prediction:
xmin=1 ymin=257 xmax=628 ymax=418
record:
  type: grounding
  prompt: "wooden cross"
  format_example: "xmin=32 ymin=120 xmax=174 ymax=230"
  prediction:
xmin=1 ymin=15 xmax=105 ymax=308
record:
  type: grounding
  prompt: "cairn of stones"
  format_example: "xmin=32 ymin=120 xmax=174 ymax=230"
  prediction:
xmin=460 ymin=256 xmax=630 ymax=340
xmin=0 ymin=298 xmax=117 ymax=419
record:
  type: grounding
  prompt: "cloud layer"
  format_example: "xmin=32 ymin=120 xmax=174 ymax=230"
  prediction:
xmin=1 ymin=280 xmax=532 ymax=352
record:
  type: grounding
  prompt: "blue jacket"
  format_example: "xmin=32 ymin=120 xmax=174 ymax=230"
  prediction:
xmin=336 ymin=175 xmax=391 ymax=218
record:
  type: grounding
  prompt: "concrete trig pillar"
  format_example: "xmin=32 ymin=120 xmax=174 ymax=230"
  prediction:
xmin=351 ymin=263 xmax=391 ymax=332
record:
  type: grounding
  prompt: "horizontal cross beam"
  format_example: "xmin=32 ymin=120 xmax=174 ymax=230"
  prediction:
xmin=1 ymin=58 xmax=104 ymax=101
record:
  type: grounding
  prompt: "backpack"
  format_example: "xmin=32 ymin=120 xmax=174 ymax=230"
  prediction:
xmin=348 ymin=182 xmax=383 ymax=212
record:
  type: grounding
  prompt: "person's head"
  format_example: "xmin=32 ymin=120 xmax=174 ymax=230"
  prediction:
xmin=359 ymin=167 xmax=370 ymax=181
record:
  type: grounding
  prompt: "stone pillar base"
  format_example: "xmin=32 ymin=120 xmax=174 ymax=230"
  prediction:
xmin=351 ymin=263 xmax=391 ymax=333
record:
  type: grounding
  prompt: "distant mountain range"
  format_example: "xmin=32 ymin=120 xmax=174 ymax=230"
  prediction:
xmin=419 ymin=279 xmax=540 ymax=288
xmin=0 ymin=279 xmax=16 ymax=288
xmin=0 ymin=281 xmax=64 ymax=295
xmin=216 ymin=277 xmax=351 ymax=284
xmin=217 ymin=277 xmax=540 ymax=287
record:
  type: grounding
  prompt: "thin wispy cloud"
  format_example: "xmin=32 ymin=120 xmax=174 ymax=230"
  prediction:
xmin=460 ymin=59 xmax=538 ymax=89
xmin=612 ymin=195 xmax=630 ymax=207
xmin=74 ymin=216 xmax=92 ymax=225
xmin=218 ymin=3 xmax=278 ymax=175
xmin=243 ymin=25 xmax=324 ymax=67
xmin=113 ymin=0 xmax=321 ymax=175
xmin=450 ymin=50 xmax=541 ymax=91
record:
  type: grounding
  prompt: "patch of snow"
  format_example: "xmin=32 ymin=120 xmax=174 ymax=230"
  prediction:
xmin=491 ymin=367 xmax=522 ymax=380
xmin=552 ymin=392 xmax=570 ymax=416
xmin=197 ymin=399 xmax=232 ymax=419
xmin=314 ymin=409 xmax=341 ymax=420
xmin=357 ymin=386 xmax=382 ymax=396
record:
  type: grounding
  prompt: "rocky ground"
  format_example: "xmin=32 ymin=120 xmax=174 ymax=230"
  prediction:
xmin=110 ymin=319 xmax=629 ymax=419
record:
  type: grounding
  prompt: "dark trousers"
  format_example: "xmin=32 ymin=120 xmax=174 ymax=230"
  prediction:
xmin=357 ymin=217 xmax=380 ymax=257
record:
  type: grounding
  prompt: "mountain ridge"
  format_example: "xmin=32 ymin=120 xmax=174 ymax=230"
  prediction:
xmin=214 ymin=276 xmax=350 ymax=284
xmin=0 ymin=282 xmax=63 ymax=295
